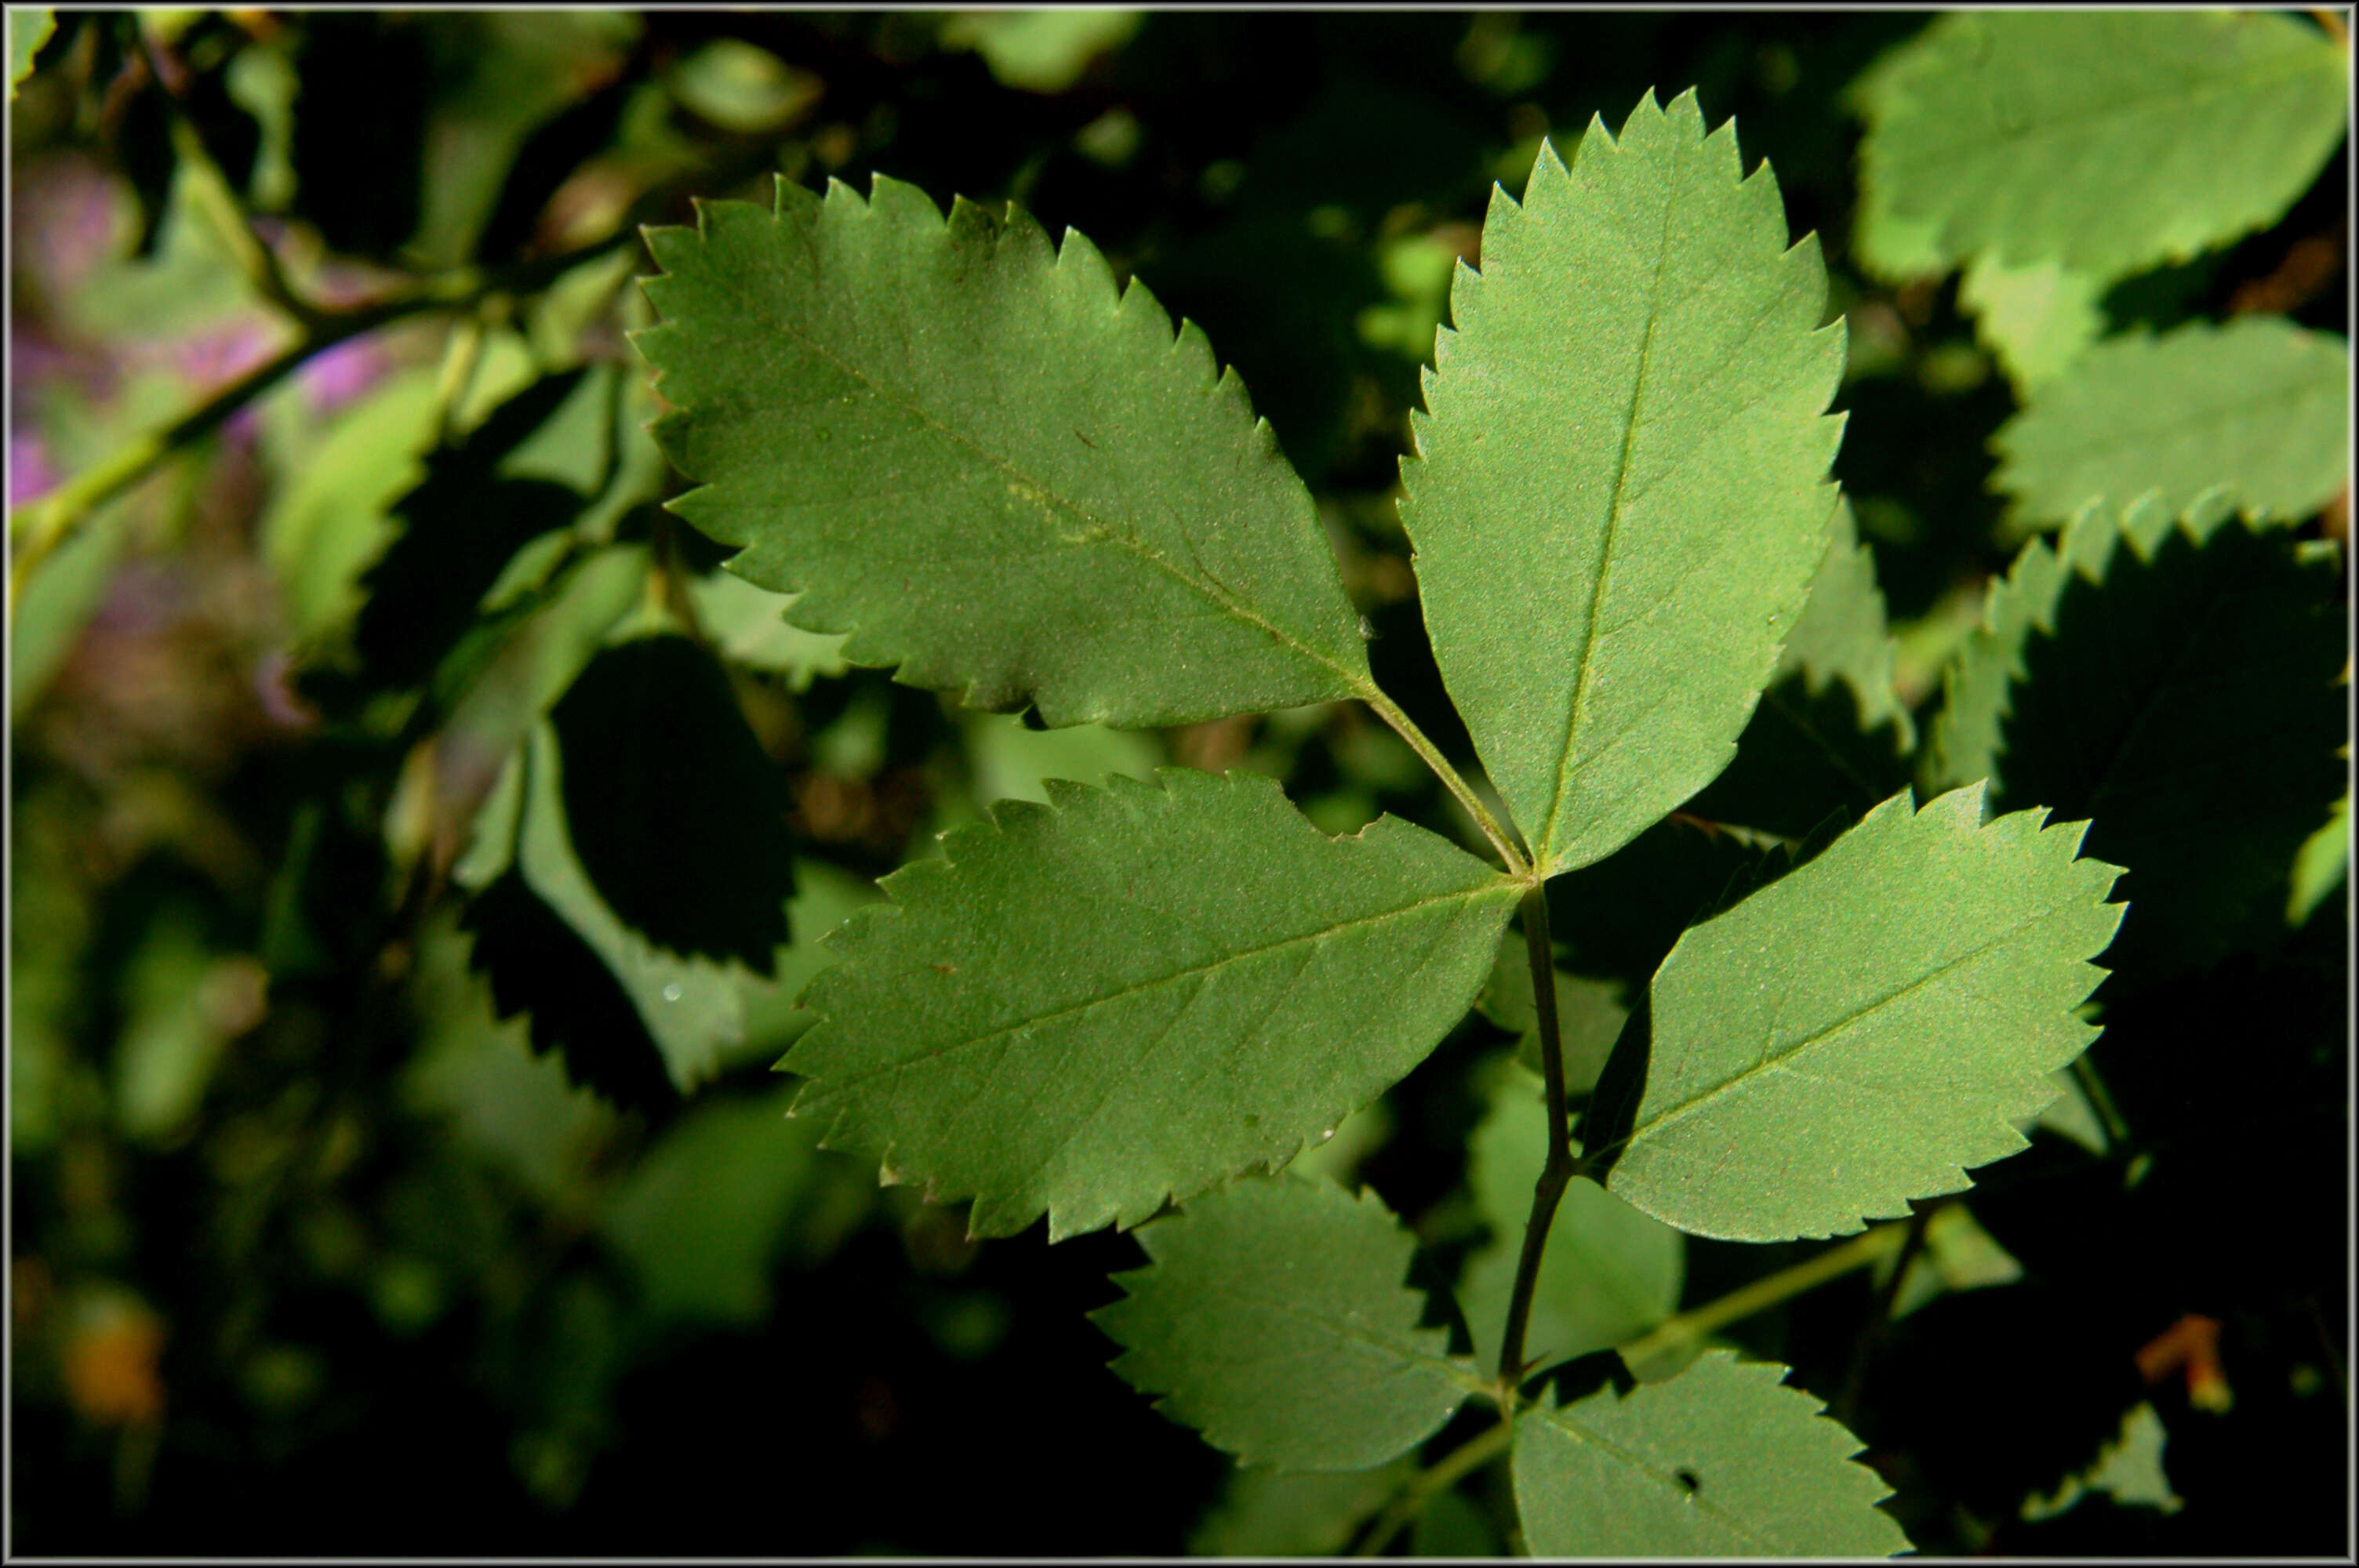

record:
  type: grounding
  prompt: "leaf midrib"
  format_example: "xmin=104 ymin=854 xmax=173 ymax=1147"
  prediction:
xmin=1623 ymin=894 xmax=2087 ymax=1152
xmin=689 ymin=221 xmax=1371 ymax=696
xmin=1539 ymin=163 xmax=1677 ymax=869
xmin=812 ymin=879 xmax=1515 ymax=1089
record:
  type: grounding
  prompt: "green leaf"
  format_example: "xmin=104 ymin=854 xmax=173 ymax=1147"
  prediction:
xmin=1512 ymin=1348 xmax=1908 ymax=1556
xmin=1542 ymin=817 xmax=1763 ymax=996
xmin=600 ymin=1087 xmax=873 ymax=1327
xmin=1605 ymin=786 xmax=2124 ymax=1242
xmin=1924 ymin=495 xmax=2150 ymax=795
xmin=636 ymin=174 xmax=1373 ymax=729
xmin=1858 ymin=12 xmax=2348 ymax=281
xmin=2288 ymin=793 xmax=2350 ymax=928
xmin=961 ymin=710 xmax=1164 ymax=810
xmin=785 ymin=768 xmax=1519 ymax=1239
xmin=1459 ymin=1058 xmax=1681 ymax=1374
xmin=1990 ymin=511 xmax=2346 ymax=977
xmin=467 ymin=723 xmax=750 ymax=1102
xmin=685 ymin=571 xmax=849 ymax=690
xmin=1398 ymin=90 xmax=1846 ymax=877
xmin=939 ymin=9 xmax=1140 ymax=94
xmin=735 ymin=858 xmax=881 ymax=1065
xmin=1477 ymin=942 xmax=1627 ymax=1094
xmin=1092 ymin=1174 xmax=1477 ymax=1471
xmin=9 ymin=8 xmax=55 ymax=100
xmin=329 ymin=371 xmax=594 ymax=702
xmin=1993 ymin=318 xmax=2351 ymax=531
xmin=1190 ymin=1461 xmax=1412 ymax=1557
xmin=550 ymin=634 xmax=796 ymax=974
xmin=1960 ymin=253 xmax=2105 ymax=396
xmin=1682 ymin=499 xmax=1915 ymax=839
xmin=258 ymin=368 xmax=442 ymax=642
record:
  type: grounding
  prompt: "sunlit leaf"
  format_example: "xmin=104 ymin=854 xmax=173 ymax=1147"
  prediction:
xmin=1093 ymin=1175 xmax=1477 ymax=1470
xmin=1399 ymin=90 xmax=1845 ymax=877
xmin=1858 ymin=11 xmax=2348 ymax=280
xmin=1605 ymin=786 xmax=2124 ymax=1242
xmin=637 ymin=173 xmax=1372 ymax=728
xmin=1513 ymin=1349 xmax=1908 ymax=1555
xmin=785 ymin=768 xmax=1518 ymax=1240
xmin=1993 ymin=318 xmax=2350 ymax=531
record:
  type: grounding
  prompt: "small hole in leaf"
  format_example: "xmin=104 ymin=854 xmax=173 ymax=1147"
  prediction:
xmin=1675 ymin=1467 xmax=1702 ymax=1495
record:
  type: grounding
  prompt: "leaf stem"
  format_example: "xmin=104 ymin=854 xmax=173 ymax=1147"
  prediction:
xmin=1350 ymin=1418 xmax=1514 ymax=1558
xmin=2068 ymin=1052 xmax=2132 ymax=1151
xmin=1614 ymin=1220 xmax=1913 ymax=1377
xmin=1358 ymin=685 xmax=1529 ymax=879
xmin=1495 ymin=885 xmax=1574 ymax=1388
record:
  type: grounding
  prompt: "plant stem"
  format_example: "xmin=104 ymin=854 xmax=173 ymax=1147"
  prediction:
xmin=1614 ymin=1221 xmax=1912 ymax=1376
xmin=1495 ymin=884 xmax=1573 ymax=1388
xmin=1833 ymin=1205 xmax=1929 ymax=1428
xmin=1358 ymin=685 xmax=1529 ymax=878
xmin=2069 ymin=1053 xmax=2132 ymax=1150
xmin=1350 ymin=1419 xmax=1514 ymax=1558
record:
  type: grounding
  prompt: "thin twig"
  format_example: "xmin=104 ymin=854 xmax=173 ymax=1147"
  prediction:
xmin=1350 ymin=1419 xmax=1514 ymax=1558
xmin=1833 ymin=1205 xmax=1931 ymax=1428
xmin=1359 ymin=685 xmax=1529 ymax=878
xmin=1495 ymin=884 xmax=1574 ymax=1388
xmin=5 ymin=234 xmax=634 ymax=614
xmin=1614 ymin=1221 xmax=1913 ymax=1376
xmin=2068 ymin=1052 xmax=2132 ymax=1151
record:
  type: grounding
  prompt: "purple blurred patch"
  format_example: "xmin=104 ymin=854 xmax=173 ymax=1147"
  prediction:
xmin=298 ymin=337 xmax=390 ymax=414
xmin=9 ymin=428 xmax=58 ymax=506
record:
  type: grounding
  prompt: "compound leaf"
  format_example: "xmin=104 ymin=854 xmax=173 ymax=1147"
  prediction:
xmin=1990 ymin=512 xmax=2346 ymax=978
xmin=1605 ymin=786 xmax=2124 ymax=1242
xmin=1459 ymin=1058 xmax=1681 ymax=1374
xmin=1858 ymin=11 xmax=2348 ymax=281
xmin=1993 ymin=318 xmax=2350 ymax=531
xmin=784 ymin=768 xmax=1519 ymax=1240
xmin=1513 ymin=1348 xmax=1908 ymax=1556
xmin=1092 ymin=1174 xmax=1477 ymax=1471
xmin=1399 ymin=89 xmax=1845 ymax=878
xmin=635 ymin=173 xmax=1372 ymax=729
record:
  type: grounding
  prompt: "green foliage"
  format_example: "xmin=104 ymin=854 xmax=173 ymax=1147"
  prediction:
xmin=1991 ymin=318 xmax=2351 ymax=532
xmin=1189 ymin=1461 xmax=1412 ymax=1557
xmin=1398 ymin=90 xmax=1845 ymax=877
xmin=549 ymin=633 xmax=795 ymax=973
xmin=1512 ymin=1351 xmax=1909 ymax=1556
xmin=9 ymin=7 xmax=54 ymax=99
xmin=1459 ymin=1058 xmax=1681 ymax=1373
xmin=1604 ymin=786 xmax=2123 ymax=1242
xmin=1985 ymin=510 xmax=2346 ymax=977
xmin=636 ymin=174 xmax=1373 ymax=729
xmin=8 ymin=11 xmax=2346 ymax=1555
xmin=1856 ymin=11 xmax=2349 ymax=281
xmin=785 ymin=769 xmax=1518 ymax=1240
xmin=1093 ymin=1175 xmax=1477 ymax=1471
xmin=1685 ymin=498 xmax=1914 ymax=838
